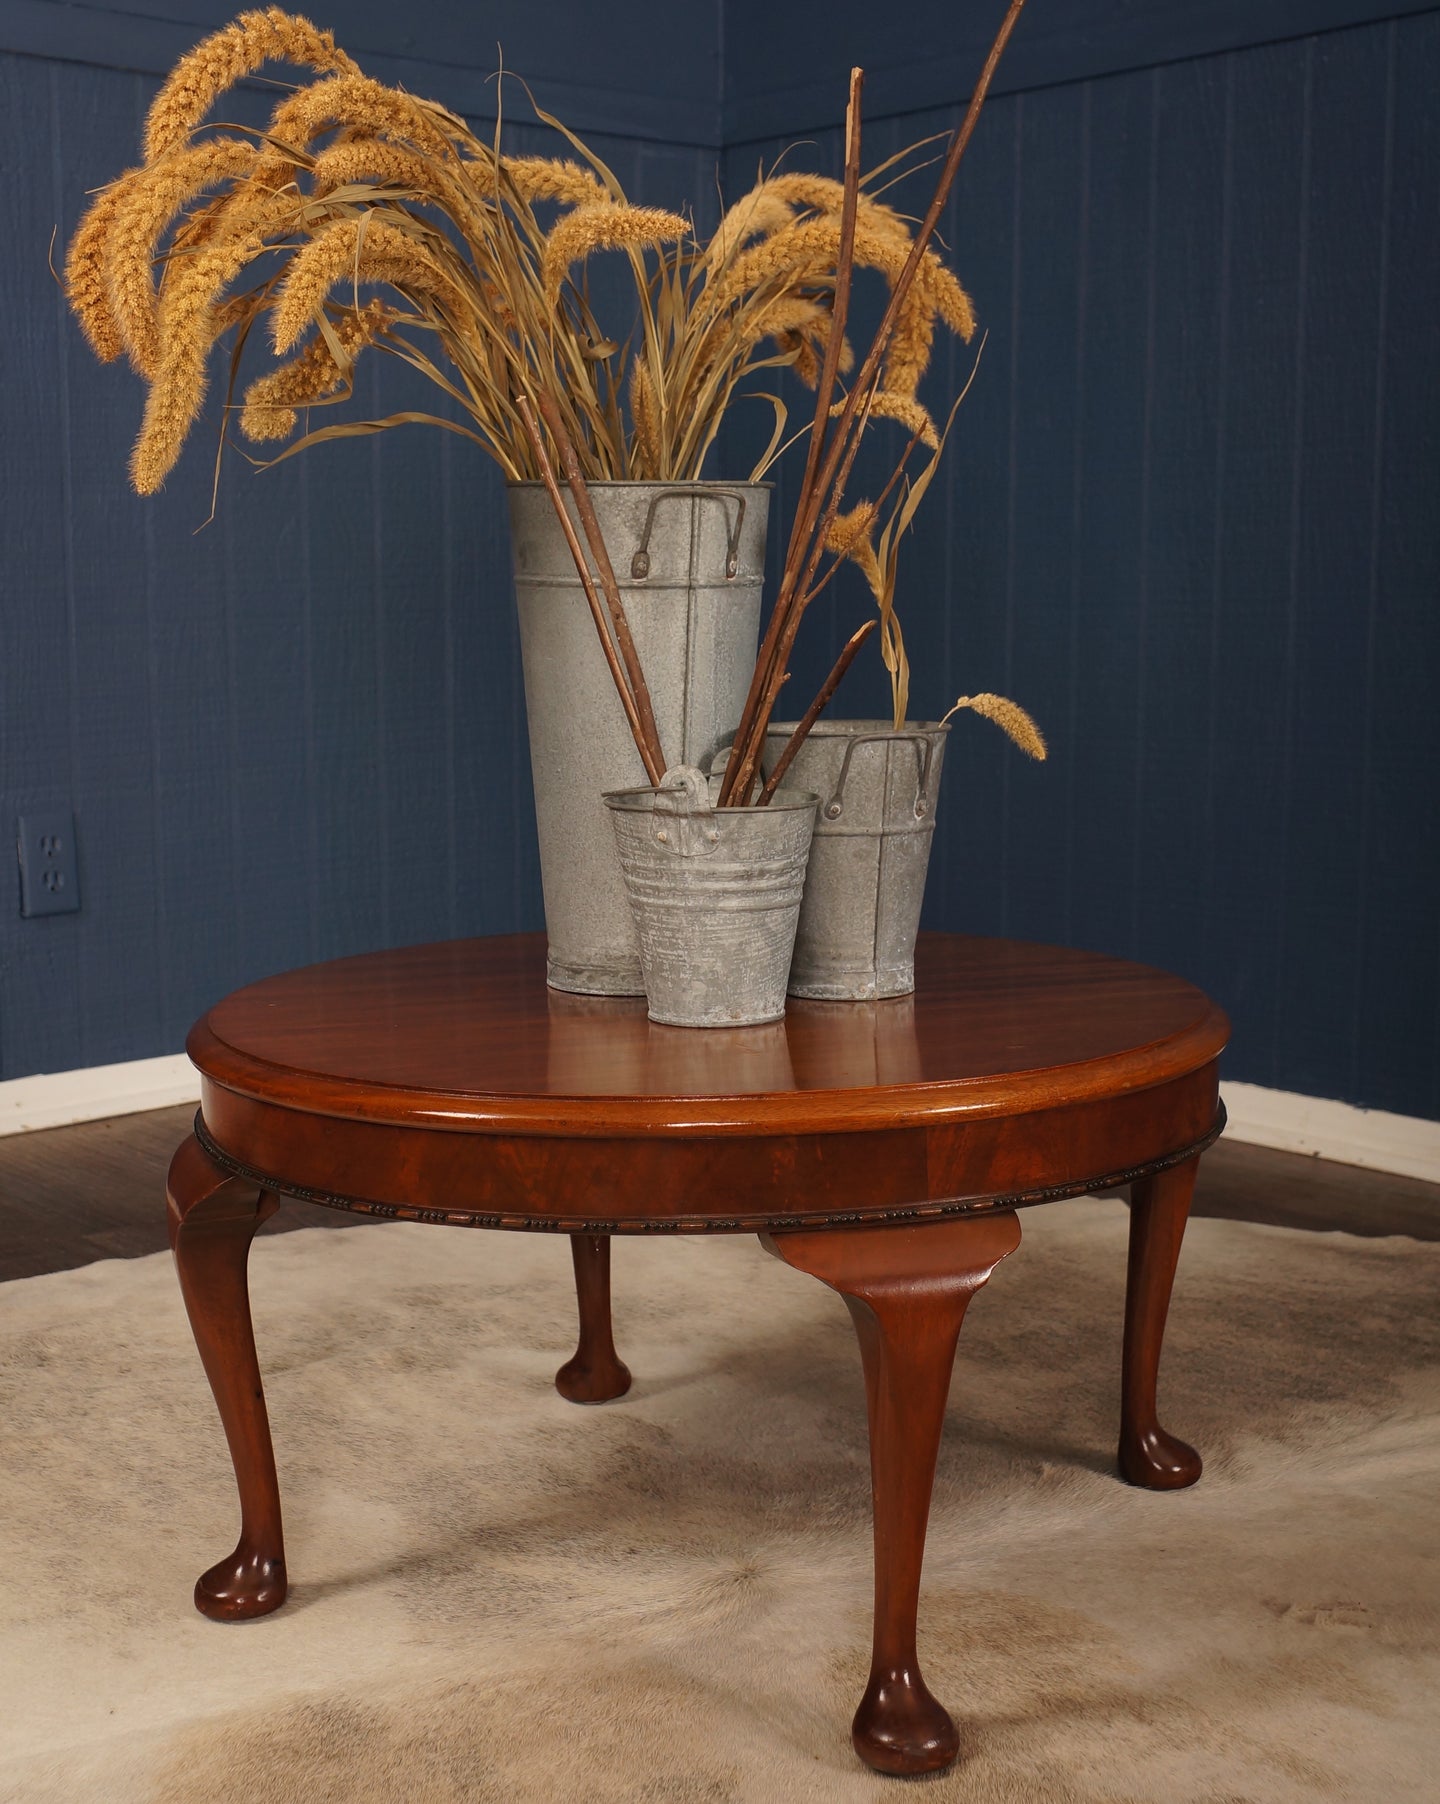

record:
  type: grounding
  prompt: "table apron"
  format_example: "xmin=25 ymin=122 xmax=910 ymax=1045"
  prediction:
xmin=197 ymin=1065 xmax=1221 ymax=1233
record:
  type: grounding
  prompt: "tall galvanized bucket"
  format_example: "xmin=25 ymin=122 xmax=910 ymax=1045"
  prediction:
xmin=603 ymin=766 xmax=818 ymax=1028
xmin=508 ymin=482 xmax=769 ymax=995
xmin=761 ymin=720 xmax=949 ymax=1001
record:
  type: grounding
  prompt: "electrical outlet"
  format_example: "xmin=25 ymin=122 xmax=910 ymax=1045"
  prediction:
xmin=17 ymin=812 xmax=81 ymax=917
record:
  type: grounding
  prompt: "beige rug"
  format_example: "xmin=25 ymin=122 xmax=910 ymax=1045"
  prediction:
xmin=0 ymin=1199 xmax=1435 ymax=1802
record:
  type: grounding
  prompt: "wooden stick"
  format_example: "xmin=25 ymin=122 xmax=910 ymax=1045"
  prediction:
xmin=758 ymin=619 xmax=878 ymax=804
xmin=794 ymin=0 xmax=1027 ymax=558
xmin=790 ymin=67 xmax=866 ymax=574
xmin=536 ymin=390 xmax=667 ymax=782
xmin=723 ymin=0 xmax=1027 ymax=805
xmin=722 ymin=68 xmax=865 ymax=807
xmin=516 ymin=394 xmax=664 ymax=786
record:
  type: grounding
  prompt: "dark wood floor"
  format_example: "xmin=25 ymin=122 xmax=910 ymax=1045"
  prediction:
xmin=0 ymin=1101 xmax=1436 ymax=1282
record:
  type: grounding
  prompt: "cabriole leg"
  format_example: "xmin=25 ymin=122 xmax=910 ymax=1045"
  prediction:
xmin=167 ymin=1132 xmax=286 ymax=1620
xmin=1119 ymin=1155 xmax=1203 ymax=1489
xmin=556 ymin=1232 xmax=632 ymax=1404
xmin=763 ymin=1212 xmax=1022 ymax=1776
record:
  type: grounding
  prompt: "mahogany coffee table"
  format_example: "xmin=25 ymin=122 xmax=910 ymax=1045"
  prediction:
xmin=168 ymin=931 xmax=1228 ymax=1776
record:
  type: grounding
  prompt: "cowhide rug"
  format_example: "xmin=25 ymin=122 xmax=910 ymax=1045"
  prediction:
xmin=0 ymin=1199 xmax=1435 ymax=1802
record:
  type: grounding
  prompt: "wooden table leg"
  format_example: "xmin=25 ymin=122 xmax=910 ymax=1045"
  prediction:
xmin=167 ymin=1133 xmax=287 ymax=1621
xmin=762 ymin=1211 xmax=1022 ymax=1776
xmin=555 ymin=1233 xmax=632 ymax=1403
xmin=1119 ymin=1155 xmax=1203 ymax=1490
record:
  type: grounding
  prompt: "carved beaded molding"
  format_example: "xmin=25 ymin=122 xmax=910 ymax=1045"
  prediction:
xmin=192 ymin=1106 xmax=1227 ymax=1236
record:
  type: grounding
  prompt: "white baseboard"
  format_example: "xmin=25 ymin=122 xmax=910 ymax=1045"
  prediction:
xmin=0 ymin=1054 xmax=198 ymax=1137
xmin=0 ymin=1055 xmax=1436 ymax=1185
xmin=1219 ymin=1081 xmax=1440 ymax=1186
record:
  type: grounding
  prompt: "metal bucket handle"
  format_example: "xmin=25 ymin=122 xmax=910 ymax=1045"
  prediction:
xmin=823 ymin=731 xmax=941 ymax=823
xmin=630 ymin=487 xmax=748 ymax=580
xmin=651 ymin=764 xmax=723 ymax=857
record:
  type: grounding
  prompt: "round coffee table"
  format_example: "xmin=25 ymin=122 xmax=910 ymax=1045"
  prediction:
xmin=168 ymin=931 xmax=1228 ymax=1777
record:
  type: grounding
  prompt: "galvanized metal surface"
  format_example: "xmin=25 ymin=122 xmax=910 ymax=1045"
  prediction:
xmin=509 ymin=483 xmax=768 ymax=995
xmin=762 ymin=720 xmax=950 ymax=1001
xmin=604 ymin=766 xmax=818 ymax=1028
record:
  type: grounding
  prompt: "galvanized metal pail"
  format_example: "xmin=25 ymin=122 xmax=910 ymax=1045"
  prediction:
xmin=761 ymin=720 xmax=949 ymax=1001
xmin=508 ymin=482 xmax=769 ymax=996
xmin=603 ymin=766 xmax=819 ymax=1028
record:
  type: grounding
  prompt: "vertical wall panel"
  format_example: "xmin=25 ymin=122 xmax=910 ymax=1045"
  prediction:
xmin=1064 ymin=65 xmax=1155 ymax=961
xmin=922 ymin=95 xmax=1018 ymax=939
xmin=1132 ymin=55 xmax=1228 ymax=986
xmin=49 ymin=66 xmax=164 ymax=1068
xmin=1274 ymin=28 xmax=1391 ymax=1092
xmin=1002 ymin=83 xmax=1088 ymax=947
xmin=1359 ymin=13 xmax=1440 ymax=1115
xmin=0 ymin=53 xmax=81 ymax=1077
xmin=1201 ymin=41 xmax=1309 ymax=1089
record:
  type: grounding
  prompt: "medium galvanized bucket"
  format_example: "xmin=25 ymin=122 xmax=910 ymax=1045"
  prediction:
xmin=508 ymin=482 xmax=769 ymax=995
xmin=761 ymin=720 xmax=949 ymax=1001
xmin=603 ymin=766 xmax=818 ymax=1028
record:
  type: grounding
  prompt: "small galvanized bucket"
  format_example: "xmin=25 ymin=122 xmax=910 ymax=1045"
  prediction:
xmin=761 ymin=720 xmax=949 ymax=1001
xmin=603 ymin=766 xmax=818 ymax=1028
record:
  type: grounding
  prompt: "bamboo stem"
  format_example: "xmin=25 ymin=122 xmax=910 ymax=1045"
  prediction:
xmin=516 ymin=393 xmax=664 ymax=785
xmin=758 ymin=619 xmax=878 ymax=804
xmin=536 ymin=390 xmax=667 ymax=782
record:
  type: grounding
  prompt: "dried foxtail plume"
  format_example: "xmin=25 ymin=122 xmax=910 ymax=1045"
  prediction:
xmin=104 ymin=137 xmax=257 ymax=376
xmin=143 ymin=7 xmax=358 ymax=164
xmin=130 ymin=231 xmax=269 ymax=493
xmin=709 ymin=220 xmax=973 ymax=343
xmin=502 ymin=157 xmax=608 ymax=206
xmin=707 ymin=175 xmax=908 ymax=273
xmin=311 ymin=138 xmax=447 ymax=195
xmin=260 ymin=72 xmax=458 ymax=172
xmin=271 ymin=217 xmax=465 ymax=352
xmin=755 ymin=175 xmax=911 ymax=247
xmin=704 ymin=189 xmax=795 ymax=270
xmin=833 ymin=388 xmax=940 ymax=447
xmin=542 ymin=203 xmax=690 ymax=301
xmin=65 ymin=169 xmax=143 ymax=362
xmin=825 ymin=502 xmax=884 ymax=594
xmin=739 ymin=294 xmax=841 ymax=358
xmin=240 ymin=300 xmax=395 ymax=439
xmin=941 ymin=693 xmax=1047 ymax=759
xmin=629 ymin=357 xmax=662 ymax=472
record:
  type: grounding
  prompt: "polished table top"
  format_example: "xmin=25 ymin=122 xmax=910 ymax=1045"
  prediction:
xmin=190 ymin=932 xmax=1229 ymax=1139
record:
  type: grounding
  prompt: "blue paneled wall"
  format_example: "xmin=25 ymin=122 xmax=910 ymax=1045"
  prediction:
xmin=2 ymin=1 xmax=1436 ymax=1120
xmin=0 ymin=15 xmax=713 ymax=1076
xmin=720 ymin=10 xmax=1440 ymax=1119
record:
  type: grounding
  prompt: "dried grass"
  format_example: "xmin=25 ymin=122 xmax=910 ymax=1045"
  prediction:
xmin=143 ymin=7 xmax=357 ymax=164
xmin=502 ymin=156 xmax=608 ymax=206
xmin=541 ymin=204 xmax=691 ymax=303
xmin=65 ymin=170 xmax=142 ymax=363
xmin=240 ymin=299 xmax=395 ymax=438
xmin=105 ymin=137 xmax=257 ymax=376
xmin=941 ymin=693 xmax=1048 ymax=759
xmin=66 ymin=10 xmax=979 ymax=500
